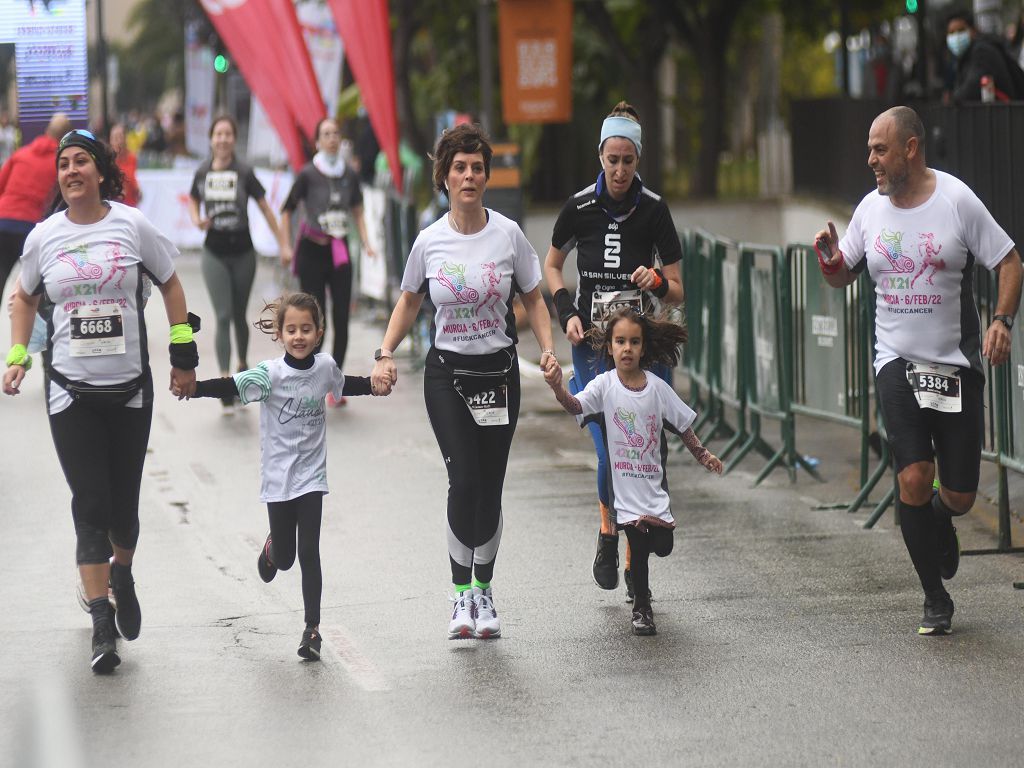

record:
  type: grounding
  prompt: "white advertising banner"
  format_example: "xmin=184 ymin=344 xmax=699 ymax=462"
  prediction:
xmin=359 ymin=186 xmax=388 ymax=301
xmin=297 ymin=0 xmax=344 ymax=117
xmin=137 ymin=168 xmax=293 ymax=256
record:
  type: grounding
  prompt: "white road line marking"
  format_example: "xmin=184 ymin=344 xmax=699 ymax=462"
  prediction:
xmin=321 ymin=625 xmax=390 ymax=691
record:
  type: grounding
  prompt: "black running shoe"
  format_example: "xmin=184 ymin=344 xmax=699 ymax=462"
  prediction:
xmin=91 ymin=617 xmax=121 ymax=674
xmin=257 ymin=534 xmax=277 ymax=583
xmin=631 ymin=605 xmax=657 ymax=636
xmin=593 ymin=533 xmax=619 ymax=590
xmin=940 ymin=523 xmax=960 ymax=581
xmin=110 ymin=563 xmax=141 ymax=641
xmin=918 ymin=590 xmax=954 ymax=636
xmin=297 ymin=627 xmax=322 ymax=660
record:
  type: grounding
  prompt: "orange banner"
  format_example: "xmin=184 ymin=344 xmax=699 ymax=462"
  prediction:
xmin=498 ymin=0 xmax=573 ymax=124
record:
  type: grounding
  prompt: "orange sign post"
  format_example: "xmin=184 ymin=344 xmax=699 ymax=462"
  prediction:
xmin=498 ymin=0 xmax=573 ymax=124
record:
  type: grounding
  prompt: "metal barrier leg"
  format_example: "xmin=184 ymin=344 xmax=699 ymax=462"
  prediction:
xmin=846 ymin=455 xmax=891 ymax=514
xmin=862 ymin=484 xmax=895 ymax=529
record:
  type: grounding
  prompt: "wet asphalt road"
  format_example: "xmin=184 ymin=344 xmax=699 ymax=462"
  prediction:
xmin=1 ymin=255 xmax=1022 ymax=767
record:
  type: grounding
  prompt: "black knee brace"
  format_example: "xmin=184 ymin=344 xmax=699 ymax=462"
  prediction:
xmin=75 ymin=522 xmax=113 ymax=564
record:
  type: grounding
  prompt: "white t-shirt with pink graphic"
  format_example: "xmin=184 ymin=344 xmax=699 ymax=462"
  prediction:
xmin=839 ymin=169 xmax=1014 ymax=374
xmin=575 ymin=371 xmax=697 ymax=525
xmin=18 ymin=201 xmax=178 ymax=414
xmin=401 ymin=209 xmax=542 ymax=355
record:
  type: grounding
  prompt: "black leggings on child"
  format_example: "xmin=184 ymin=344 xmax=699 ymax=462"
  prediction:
xmin=621 ymin=525 xmax=674 ymax=609
xmin=267 ymin=491 xmax=323 ymax=627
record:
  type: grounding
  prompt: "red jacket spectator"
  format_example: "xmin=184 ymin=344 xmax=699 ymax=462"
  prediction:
xmin=0 ymin=133 xmax=59 ymax=223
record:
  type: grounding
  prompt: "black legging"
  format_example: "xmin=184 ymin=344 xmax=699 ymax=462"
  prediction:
xmin=267 ymin=491 xmax=323 ymax=627
xmin=621 ymin=525 xmax=674 ymax=610
xmin=295 ymin=237 xmax=352 ymax=368
xmin=48 ymin=399 xmax=153 ymax=564
xmin=424 ymin=346 xmax=520 ymax=586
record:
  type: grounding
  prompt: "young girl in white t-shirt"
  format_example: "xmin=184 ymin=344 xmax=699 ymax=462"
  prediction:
xmin=543 ymin=308 xmax=722 ymax=635
xmin=185 ymin=292 xmax=380 ymax=659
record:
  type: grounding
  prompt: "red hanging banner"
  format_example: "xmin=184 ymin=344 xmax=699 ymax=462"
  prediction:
xmin=499 ymin=0 xmax=573 ymax=124
xmin=325 ymin=0 xmax=403 ymax=193
xmin=199 ymin=0 xmax=325 ymax=170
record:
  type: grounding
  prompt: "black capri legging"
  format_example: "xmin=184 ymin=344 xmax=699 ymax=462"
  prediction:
xmin=424 ymin=346 xmax=520 ymax=586
xmin=48 ymin=400 xmax=153 ymax=564
xmin=267 ymin=491 xmax=323 ymax=628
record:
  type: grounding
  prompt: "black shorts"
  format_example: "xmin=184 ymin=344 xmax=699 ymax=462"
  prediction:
xmin=875 ymin=357 xmax=984 ymax=492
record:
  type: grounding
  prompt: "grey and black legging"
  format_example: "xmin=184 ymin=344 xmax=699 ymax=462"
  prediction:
xmin=423 ymin=346 xmax=520 ymax=587
xmin=267 ymin=491 xmax=323 ymax=628
xmin=620 ymin=524 xmax=674 ymax=611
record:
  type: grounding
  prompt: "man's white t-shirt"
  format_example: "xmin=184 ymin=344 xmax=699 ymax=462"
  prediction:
xmin=575 ymin=371 xmax=696 ymax=525
xmin=18 ymin=202 xmax=178 ymax=414
xmin=234 ymin=354 xmax=346 ymax=503
xmin=838 ymin=169 xmax=1014 ymax=374
xmin=401 ymin=209 xmax=542 ymax=354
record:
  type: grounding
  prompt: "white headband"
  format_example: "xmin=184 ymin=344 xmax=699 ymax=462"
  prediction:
xmin=599 ymin=116 xmax=642 ymax=157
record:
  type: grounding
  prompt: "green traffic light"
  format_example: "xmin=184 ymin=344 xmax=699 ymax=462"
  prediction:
xmin=906 ymin=0 xmax=918 ymax=12
xmin=214 ymin=54 xmax=229 ymax=73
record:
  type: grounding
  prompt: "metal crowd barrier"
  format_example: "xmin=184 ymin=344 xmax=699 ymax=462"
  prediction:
xmin=680 ymin=231 xmax=1021 ymax=552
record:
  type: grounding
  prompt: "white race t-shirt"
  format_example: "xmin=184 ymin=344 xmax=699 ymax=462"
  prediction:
xmin=401 ymin=209 xmax=542 ymax=354
xmin=575 ymin=371 xmax=696 ymax=525
xmin=18 ymin=201 xmax=178 ymax=414
xmin=233 ymin=353 xmax=346 ymax=503
xmin=838 ymin=170 xmax=1014 ymax=374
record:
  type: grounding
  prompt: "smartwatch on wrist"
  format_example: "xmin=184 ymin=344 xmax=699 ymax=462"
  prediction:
xmin=374 ymin=348 xmax=393 ymax=361
xmin=994 ymin=314 xmax=1014 ymax=330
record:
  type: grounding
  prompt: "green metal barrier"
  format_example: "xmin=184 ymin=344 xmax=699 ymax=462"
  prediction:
xmin=728 ymin=243 xmax=821 ymax=483
xmin=701 ymin=235 xmax=744 ymax=457
xmin=785 ymin=244 xmax=887 ymax=509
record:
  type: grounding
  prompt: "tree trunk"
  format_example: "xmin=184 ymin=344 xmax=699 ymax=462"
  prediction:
xmin=391 ymin=0 xmax=426 ymax=159
xmin=692 ymin=34 xmax=727 ymax=198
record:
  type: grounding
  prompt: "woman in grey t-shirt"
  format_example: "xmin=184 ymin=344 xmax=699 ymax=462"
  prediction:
xmin=189 ymin=115 xmax=286 ymax=402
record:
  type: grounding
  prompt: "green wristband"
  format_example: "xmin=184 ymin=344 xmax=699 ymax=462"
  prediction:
xmin=170 ymin=323 xmax=193 ymax=345
xmin=6 ymin=343 xmax=31 ymax=370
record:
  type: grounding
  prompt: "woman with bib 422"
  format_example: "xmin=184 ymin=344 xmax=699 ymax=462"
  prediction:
xmin=371 ymin=124 xmax=556 ymax=639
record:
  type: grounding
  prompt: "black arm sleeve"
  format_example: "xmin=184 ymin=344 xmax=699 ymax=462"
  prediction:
xmin=342 ymin=375 xmax=373 ymax=396
xmin=192 ymin=377 xmax=240 ymax=399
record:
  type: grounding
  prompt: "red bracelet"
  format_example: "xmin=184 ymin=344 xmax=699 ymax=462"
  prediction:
xmin=815 ymin=242 xmax=842 ymax=275
xmin=649 ymin=271 xmax=664 ymax=291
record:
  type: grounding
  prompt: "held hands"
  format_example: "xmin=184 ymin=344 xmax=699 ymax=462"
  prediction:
xmin=170 ymin=367 xmax=196 ymax=400
xmin=371 ymin=357 xmax=397 ymax=396
xmin=983 ymin=320 xmax=1012 ymax=366
xmin=542 ymin=352 xmax=563 ymax=390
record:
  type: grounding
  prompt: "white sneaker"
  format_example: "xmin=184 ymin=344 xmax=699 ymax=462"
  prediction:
xmin=448 ymin=590 xmax=476 ymax=639
xmin=472 ymin=586 xmax=501 ymax=639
